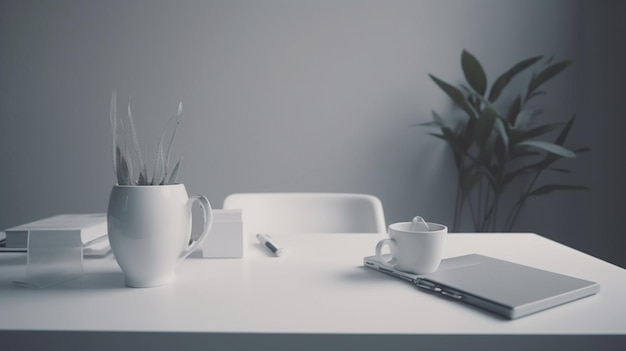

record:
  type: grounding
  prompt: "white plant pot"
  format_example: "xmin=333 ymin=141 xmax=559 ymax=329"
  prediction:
xmin=107 ymin=184 xmax=213 ymax=288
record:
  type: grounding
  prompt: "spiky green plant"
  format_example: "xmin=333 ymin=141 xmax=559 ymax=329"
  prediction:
xmin=109 ymin=91 xmax=183 ymax=186
xmin=422 ymin=50 xmax=589 ymax=232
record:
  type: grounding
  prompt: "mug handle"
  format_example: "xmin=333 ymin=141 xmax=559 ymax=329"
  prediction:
xmin=179 ymin=195 xmax=213 ymax=261
xmin=375 ymin=238 xmax=398 ymax=268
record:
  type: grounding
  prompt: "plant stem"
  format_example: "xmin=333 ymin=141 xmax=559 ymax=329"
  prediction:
xmin=492 ymin=193 xmax=499 ymax=232
xmin=477 ymin=179 xmax=483 ymax=231
xmin=505 ymin=169 xmax=542 ymax=231
xmin=453 ymin=185 xmax=462 ymax=232
xmin=467 ymin=191 xmax=479 ymax=232
xmin=483 ymin=178 xmax=492 ymax=231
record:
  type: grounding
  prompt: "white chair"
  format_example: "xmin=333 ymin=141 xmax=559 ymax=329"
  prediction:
xmin=222 ymin=193 xmax=386 ymax=235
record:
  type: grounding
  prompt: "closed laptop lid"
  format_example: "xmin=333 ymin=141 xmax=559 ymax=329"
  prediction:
xmin=364 ymin=254 xmax=600 ymax=319
xmin=419 ymin=254 xmax=600 ymax=318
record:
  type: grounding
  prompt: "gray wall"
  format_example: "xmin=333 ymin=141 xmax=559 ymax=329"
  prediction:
xmin=1 ymin=0 xmax=624 ymax=267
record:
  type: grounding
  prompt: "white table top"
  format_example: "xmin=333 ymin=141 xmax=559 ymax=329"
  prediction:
xmin=1 ymin=232 xmax=625 ymax=334
xmin=1 ymin=232 xmax=625 ymax=350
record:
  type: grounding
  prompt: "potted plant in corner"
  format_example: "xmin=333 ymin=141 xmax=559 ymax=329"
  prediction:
xmin=107 ymin=91 xmax=214 ymax=288
xmin=422 ymin=50 xmax=589 ymax=232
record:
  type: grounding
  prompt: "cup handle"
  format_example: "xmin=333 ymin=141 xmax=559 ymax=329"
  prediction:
xmin=179 ymin=195 xmax=213 ymax=261
xmin=375 ymin=238 xmax=398 ymax=268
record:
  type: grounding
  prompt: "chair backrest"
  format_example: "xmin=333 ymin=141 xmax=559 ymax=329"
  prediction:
xmin=222 ymin=193 xmax=386 ymax=234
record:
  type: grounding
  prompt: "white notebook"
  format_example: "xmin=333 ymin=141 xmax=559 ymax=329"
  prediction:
xmin=364 ymin=254 xmax=600 ymax=319
xmin=3 ymin=214 xmax=107 ymax=248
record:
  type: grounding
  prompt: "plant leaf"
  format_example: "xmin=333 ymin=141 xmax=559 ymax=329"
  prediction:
xmin=474 ymin=105 xmax=497 ymax=147
xmin=501 ymin=160 xmax=544 ymax=187
xmin=555 ymin=114 xmax=576 ymax=146
xmin=517 ymin=122 xmax=563 ymax=141
xmin=116 ymin=145 xmax=131 ymax=185
xmin=506 ymin=95 xmax=522 ymax=125
xmin=493 ymin=117 xmax=509 ymax=147
xmin=431 ymin=110 xmax=445 ymax=127
xmin=428 ymin=129 xmax=467 ymax=166
xmin=138 ymin=164 xmax=148 ymax=185
xmin=488 ymin=56 xmax=542 ymax=102
xmin=517 ymin=140 xmax=576 ymax=158
xmin=511 ymin=109 xmax=532 ymax=130
xmin=123 ymin=142 xmax=134 ymax=184
xmin=428 ymin=133 xmax=447 ymax=141
xmin=527 ymin=60 xmax=571 ymax=97
xmin=127 ymin=97 xmax=145 ymax=182
xmin=152 ymin=138 xmax=165 ymax=185
xmin=475 ymin=133 xmax=497 ymax=168
xmin=461 ymin=50 xmax=487 ymax=96
xmin=532 ymin=114 xmax=578 ymax=169
xmin=110 ymin=91 xmax=118 ymax=177
xmin=429 ymin=74 xmax=477 ymax=119
xmin=164 ymin=102 xmax=182 ymax=172
xmin=417 ymin=121 xmax=440 ymax=127
xmin=167 ymin=157 xmax=183 ymax=185
xmin=526 ymin=90 xmax=547 ymax=102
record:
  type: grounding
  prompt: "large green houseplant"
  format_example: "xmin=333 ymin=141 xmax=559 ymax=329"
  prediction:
xmin=423 ymin=50 xmax=588 ymax=232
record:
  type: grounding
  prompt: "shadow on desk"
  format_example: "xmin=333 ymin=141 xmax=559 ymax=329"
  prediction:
xmin=0 ymin=271 xmax=126 ymax=291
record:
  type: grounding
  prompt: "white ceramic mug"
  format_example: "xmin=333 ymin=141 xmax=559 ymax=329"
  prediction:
xmin=107 ymin=184 xmax=213 ymax=288
xmin=375 ymin=221 xmax=447 ymax=275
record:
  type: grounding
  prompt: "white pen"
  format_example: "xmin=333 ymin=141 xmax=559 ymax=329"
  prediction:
xmin=256 ymin=233 xmax=283 ymax=257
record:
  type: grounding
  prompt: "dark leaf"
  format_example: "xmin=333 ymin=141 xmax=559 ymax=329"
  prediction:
xmin=542 ymin=114 xmax=578 ymax=166
xmin=518 ymin=140 xmax=576 ymax=158
xmin=493 ymin=117 xmax=509 ymax=153
xmin=428 ymin=133 xmax=446 ymax=141
xmin=474 ymin=105 xmax=497 ymax=147
xmin=527 ymin=60 xmax=572 ymax=97
xmin=501 ymin=161 xmax=544 ymax=187
xmin=431 ymin=110 xmax=446 ymax=126
xmin=506 ymin=95 xmax=522 ymax=125
xmin=116 ymin=145 xmax=131 ymax=185
xmin=126 ymin=100 xmax=146 ymax=175
xmin=138 ymin=169 xmax=148 ymax=185
xmin=461 ymin=50 xmax=487 ymax=96
xmin=416 ymin=121 xmax=440 ymax=127
xmin=429 ymin=74 xmax=477 ymax=119
xmin=428 ymin=132 xmax=463 ymax=166
xmin=459 ymin=116 xmax=476 ymax=151
xmin=525 ymin=90 xmax=547 ymax=102
xmin=475 ymin=134 xmax=497 ymax=167
xmin=555 ymin=114 xmax=576 ymax=146
xmin=488 ymin=56 xmax=542 ymax=102
xmin=512 ymin=109 xmax=532 ymax=130
xmin=517 ymin=122 xmax=563 ymax=141
xmin=167 ymin=157 xmax=183 ymax=185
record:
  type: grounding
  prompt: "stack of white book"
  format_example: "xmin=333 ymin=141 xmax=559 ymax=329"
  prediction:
xmin=3 ymin=214 xmax=108 ymax=254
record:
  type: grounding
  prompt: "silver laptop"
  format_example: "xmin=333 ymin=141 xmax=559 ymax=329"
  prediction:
xmin=363 ymin=254 xmax=600 ymax=319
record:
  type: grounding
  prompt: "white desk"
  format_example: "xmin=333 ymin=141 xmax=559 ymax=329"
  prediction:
xmin=0 ymin=233 xmax=624 ymax=350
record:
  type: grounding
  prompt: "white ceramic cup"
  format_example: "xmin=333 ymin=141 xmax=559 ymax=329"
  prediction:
xmin=375 ymin=221 xmax=447 ymax=275
xmin=107 ymin=184 xmax=213 ymax=288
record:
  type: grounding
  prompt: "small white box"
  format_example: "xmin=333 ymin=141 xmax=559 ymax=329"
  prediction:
xmin=202 ymin=209 xmax=243 ymax=258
